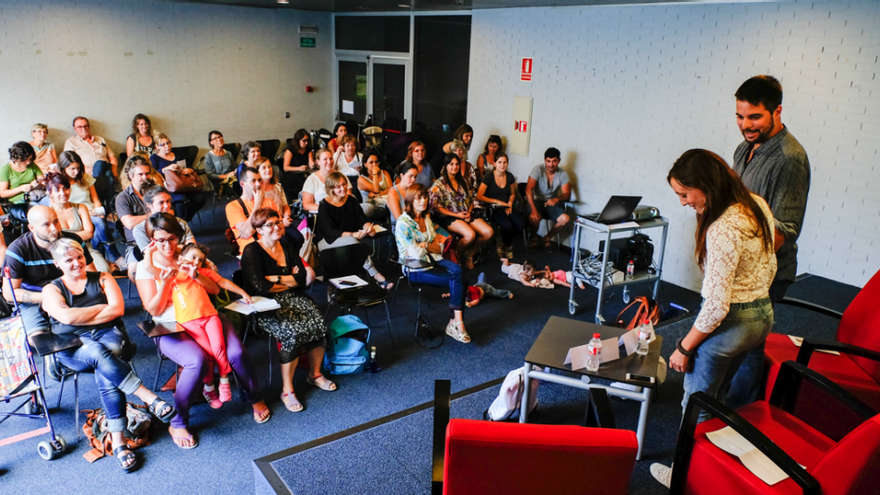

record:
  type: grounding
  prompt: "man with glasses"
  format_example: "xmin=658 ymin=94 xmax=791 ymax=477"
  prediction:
xmin=63 ymin=116 xmax=119 ymax=202
xmin=226 ymin=167 xmax=278 ymax=252
xmin=115 ymin=159 xmax=154 ymax=279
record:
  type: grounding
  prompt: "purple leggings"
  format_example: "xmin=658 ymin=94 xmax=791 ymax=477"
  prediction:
xmin=156 ymin=314 xmax=261 ymax=429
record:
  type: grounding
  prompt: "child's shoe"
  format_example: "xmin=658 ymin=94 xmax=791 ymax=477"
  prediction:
xmin=203 ymin=386 xmax=223 ymax=409
xmin=218 ymin=379 xmax=232 ymax=403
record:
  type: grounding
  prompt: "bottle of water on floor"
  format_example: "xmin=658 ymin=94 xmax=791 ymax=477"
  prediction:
xmin=626 ymin=260 xmax=635 ymax=280
xmin=586 ymin=333 xmax=602 ymax=372
xmin=636 ymin=319 xmax=652 ymax=357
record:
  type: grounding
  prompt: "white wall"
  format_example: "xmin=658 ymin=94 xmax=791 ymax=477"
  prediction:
xmin=467 ymin=1 xmax=880 ymax=290
xmin=0 ymin=0 xmax=332 ymax=160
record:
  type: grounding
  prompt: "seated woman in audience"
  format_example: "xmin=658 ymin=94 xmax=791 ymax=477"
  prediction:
xmin=280 ymin=129 xmax=314 ymax=199
xmin=430 ymin=154 xmax=493 ymax=269
xmin=396 ymin=184 xmax=468 ymax=343
xmin=1 ymin=141 xmax=44 ymax=204
xmin=388 ymin=162 xmax=418 ymax=227
xmin=477 ymin=152 xmax=524 ymax=258
xmin=357 ymin=150 xmax=391 ymax=221
xmin=651 ymin=149 xmax=777 ymax=486
xmin=442 ymin=124 xmax=474 ymax=154
xmin=476 ymin=134 xmax=502 ymax=176
xmin=327 ymin=122 xmax=347 ymax=155
xmin=301 ymin=149 xmax=352 ymax=213
xmin=204 ymin=130 xmax=239 ymax=197
xmin=41 ymin=238 xmax=176 ymax=471
xmin=133 ymin=185 xmax=196 ymax=251
xmin=125 ymin=114 xmax=156 ymax=156
xmin=29 ymin=123 xmax=58 ymax=174
xmin=316 ymin=172 xmax=393 ymax=289
xmin=401 ymin=141 xmax=435 ymax=188
xmin=45 ymin=172 xmax=115 ymax=273
xmin=58 ymin=152 xmax=126 ymax=270
xmin=136 ymin=213 xmax=270 ymax=447
xmin=235 ymin=140 xmax=266 ymax=180
xmin=241 ymin=208 xmax=334 ymax=412
xmin=450 ymin=139 xmax=480 ymax=192
xmin=258 ymin=158 xmax=303 ymax=249
xmin=150 ymin=133 xmax=206 ymax=222
xmin=334 ymin=135 xmax=363 ymax=177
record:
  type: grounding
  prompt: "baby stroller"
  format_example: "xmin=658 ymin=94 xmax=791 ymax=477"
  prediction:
xmin=0 ymin=268 xmax=69 ymax=460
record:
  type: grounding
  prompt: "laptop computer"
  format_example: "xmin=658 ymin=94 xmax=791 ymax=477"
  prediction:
xmin=580 ymin=195 xmax=642 ymax=224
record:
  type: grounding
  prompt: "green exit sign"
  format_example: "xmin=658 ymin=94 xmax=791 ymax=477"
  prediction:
xmin=300 ymin=37 xmax=316 ymax=48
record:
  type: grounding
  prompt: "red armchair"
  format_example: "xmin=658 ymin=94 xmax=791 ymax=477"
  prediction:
xmin=432 ymin=381 xmax=638 ymax=495
xmin=670 ymin=361 xmax=880 ymax=495
xmin=763 ymin=269 xmax=880 ymax=439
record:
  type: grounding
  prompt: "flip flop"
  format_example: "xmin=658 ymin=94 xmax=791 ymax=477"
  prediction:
xmin=148 ymin=397 xmax=176 ymax=423
xmin=378 ymin=280 xmax=395 ymax=291
xmin=253 ymin=403 xmax=272 ymax=424
xmin=528 ymin=238 xmax=538 ymax=252
xmin=543 ymin=239 xmax=554 ymax=252
xmin=307 ymin=374 xmax=337 ymax=392
xmin=281 ymin=392 xmax=304 ymax=412
xmin=112 ymin=445 xmax=139 ymax=472
xmin=169 ymin=428 xmax=198 ymax=450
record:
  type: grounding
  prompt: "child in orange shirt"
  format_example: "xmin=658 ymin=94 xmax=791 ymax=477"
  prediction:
xmin=145 ymin=243 xmax=253 ymax=405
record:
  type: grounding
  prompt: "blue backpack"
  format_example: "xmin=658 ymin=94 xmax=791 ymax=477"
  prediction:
xmin=323 ymin=315 xmax=371 ymax=375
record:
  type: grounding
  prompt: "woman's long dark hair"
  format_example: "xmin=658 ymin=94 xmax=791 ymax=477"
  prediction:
xmin=668 ymin=149 xmax=774 ymax=268
xmin=441 ymin=153 xmax=468 ymax=194
xmin=404 ymin=184 xmax=430 ymax=220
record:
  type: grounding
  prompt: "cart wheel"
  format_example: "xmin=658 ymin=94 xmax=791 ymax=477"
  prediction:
xmin=54 ymin=435 xmax=68 ymax=454
xmin=622 ymin=292 xmax=631 ymax=304
xmin=37 ymin=440 xmax=56 ymax=460
xmin=568 ymin=302 xmax=577 ymax=315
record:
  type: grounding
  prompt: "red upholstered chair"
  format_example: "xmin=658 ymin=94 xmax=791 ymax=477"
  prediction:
xmin=670 ymin=361 xmax=880 ymax=495
xmin=763 ymin=269 xmax=880 ymax=439
xmin=432 ymin=381 xmax=638 ymax=495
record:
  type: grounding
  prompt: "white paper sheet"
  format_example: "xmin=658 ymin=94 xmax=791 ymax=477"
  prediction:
xmin=619 ymin=329 xmax=639 ymax=356
xmin=609 ymin=221 xmax=640 ymax=229
xmin=599 ymin=337 xmax=620 ymax=363
xmin=788 ymin=335 xmax=840 ymax=355
xmin=372 ymin=225 xmax=387 ymax=234
xmin=225 ymin=296 xmax=281 ymax=315
xmin=705 ymin=426 xmax=793 ymax=486
xmin=342 ymin=100 xmax=354 ymax=114
xmin=330 ymin=275 xmax=368 ymax=289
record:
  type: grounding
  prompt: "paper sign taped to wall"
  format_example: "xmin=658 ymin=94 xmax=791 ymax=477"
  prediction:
xmin=342 ymin=100 xmax=354 ymax=115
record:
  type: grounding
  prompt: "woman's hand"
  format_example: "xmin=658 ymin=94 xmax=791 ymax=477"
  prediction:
xmin=143 ymin=240 xmax=156 ymax=257
xmin=240 ymin=293 xmax=253 ymax=304
xmin=670 ymin=350 xmax=690 ymax=373
xmin=282 ymin=213 xmax=292 ymax=227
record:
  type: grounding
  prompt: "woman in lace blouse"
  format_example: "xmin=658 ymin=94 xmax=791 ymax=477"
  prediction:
xmin=667 ymin=149 xmax=777 ymax=422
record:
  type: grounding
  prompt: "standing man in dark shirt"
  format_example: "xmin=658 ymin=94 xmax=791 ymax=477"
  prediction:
xmin=2 ymin=206 xmax=95 ymax=334
xmin=728 ymin=75 xmax=811 ymax=408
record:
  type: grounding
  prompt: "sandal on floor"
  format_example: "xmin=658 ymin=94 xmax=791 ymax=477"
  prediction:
xmin=113 ymin=445 xmax=139 ymax=472
xmin=307 ymin=374 xmax=337 ymax=392
xmin=464 ymin=257 xmax=475 ymax=270
xmin=253 ymin=403 xmax=272 ymax=424
xmin=169 ymin=427 xmax=198 ymax=450
xmin=148 ymin=397 xmax=176 ymax=423
xmin=378 ymin=280 xmax=395 ymax=291
xmin=281 ymin=392 xmax=304 ymax=412
xmin=528 ymin=238 xmax=538 ymax=252
xmin=445 ymin=321 xmax=471 ymax=344
xmin=543 ymin=239 xmax=554 ymax=252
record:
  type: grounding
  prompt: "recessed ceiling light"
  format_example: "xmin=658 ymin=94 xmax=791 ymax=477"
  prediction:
xmin=278 ymin=0 xmax=289 ymax=4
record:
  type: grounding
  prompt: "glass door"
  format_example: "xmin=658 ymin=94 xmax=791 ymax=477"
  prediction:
xmin=368 ymin=56 xmax=410 ymax=132
xmin=337 ymin=58 xmax=368 ymax=123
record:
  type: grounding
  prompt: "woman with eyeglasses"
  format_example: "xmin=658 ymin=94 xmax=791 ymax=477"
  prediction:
xmin=241 ymin=208 xmax=334 ymax=413
xmin=136 ymin=213 xmax=270 ymax=449
xmin=280 ymin=129 xmax=314 ymax=199
xmin=150 ymin=133 xmax=206 ymax=222
xmin=205 ymin=130 xmax=239 ymax=197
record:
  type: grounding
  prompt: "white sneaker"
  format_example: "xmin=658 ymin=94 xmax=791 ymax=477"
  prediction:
xmin=650 ymin=463 xmax=672 ymax=488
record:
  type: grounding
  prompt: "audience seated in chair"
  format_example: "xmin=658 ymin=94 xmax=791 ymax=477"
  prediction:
xmin=327 ymin=122 xmax=348 ymax=155
xmin=396 ymin=184 xmax=468 ymax=343
xmin=300 ymin=148 xmax=353 ymax=213
xmin=357 ymin=150 xmax=392 ymax=221
xmin=524 ymin=147 xmax=572 ymax=253
xmin=333 ymin=135 xmax=363 ymax=179
xmin=29 ymin=123 xmax=58 ymax=175
xmin=449 ymin=139 xmax=480 ymax=192
xmin=240 ymin=207 xmax=334 ymax=414
xmin=226 ymin=166 xmax=278 ymax=252
xmin=280 ymin=128 xmax=315 ymax=199
xmin=401 ymin=141 xmax=435 ymax=189
xmin=429 ymin=153 xmax=493 ymax=270
xmin=2 ymin=206 xmax=96 ymax=335
xmin=235 ymin=140 xmax=264 ymax=181
xmin=475 ymin=134 xmax=502 ymax=177
xmin=40 ymin=237 xmax=175 ymax=472
xmin=63 ymin=116 xmax=118 ymax=203
xmin=315 ymin=172 xmax=392 ymax=290
xmin=149 ymin=133 xmax=206 ymax=222
xmin=1 ymin=141 xmax=44 ymax=204
xmin=476 ymin=152 xmax=524 ymax=259
xmin=125 ymin=114 xmax=157 ymax=156
xmin=204 ymin=130 xmax=239 ymax=197
xmin=256 ymin=158 xmax=303 ymax=250
xmin=133 ymin=186 xmax=195 ymax=251
xmin=135 ymin=213 xmax=269 ymax=449
xmin=116 ymin=155 xmax=155 ymax=277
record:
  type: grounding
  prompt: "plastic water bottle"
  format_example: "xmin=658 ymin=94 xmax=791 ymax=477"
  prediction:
xmin=636 ymin=318 xmax=652 ymax=357
xmin=626 ymin=260 xmax=635 ymax=280
xmin=586 ymin=333 xmax=602 ymax=372
xmin=369 ymin=346 xmax=380 ymax=373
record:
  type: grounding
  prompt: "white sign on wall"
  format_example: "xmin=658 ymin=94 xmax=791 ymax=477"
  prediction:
xmin=510 ymin=95 xmax=533 ymax=156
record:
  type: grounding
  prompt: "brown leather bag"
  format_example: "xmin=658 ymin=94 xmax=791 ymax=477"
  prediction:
xmin=163 ymin=167 xmax=203 ymax=193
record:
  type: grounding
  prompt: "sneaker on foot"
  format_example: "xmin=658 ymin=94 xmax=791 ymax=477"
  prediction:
xmin=203 ymin=387 xmax=222 ymax=409
xmin=218 ymin=382 xmax=232 ymax=403
xmin=650 ymin=463 xmax=672 ymax=488
xmin=114 ymin=256 xmax=128 ymax=271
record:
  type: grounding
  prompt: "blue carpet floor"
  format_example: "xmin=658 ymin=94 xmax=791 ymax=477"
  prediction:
xmin=0 ymin=202 xmax=859 ymax=494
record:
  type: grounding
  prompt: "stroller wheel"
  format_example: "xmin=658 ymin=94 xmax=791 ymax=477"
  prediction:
xmin=37 ymin=435 xmax=67 ymax=460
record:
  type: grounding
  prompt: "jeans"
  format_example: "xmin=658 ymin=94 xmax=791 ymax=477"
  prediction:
xmin=474 ymin=282 xmax=511 ymax=300
xmin=493 ymin=209 xmax=526 ymax=245
xmin=682 ymin=298 xmax=773 ymax=422
xmin=55 ymin=327 xmax=141 ymax=433
xmin=157 ymin=314 xmax=261 ymax=429
xmin=725 ymin=279 xmax=794 ymax=410
xmin=408 ymin=259 xmax=465 ymax=316
xmin=20 ymin=302 xmax=50 ymax=334
xmin=91 ymin=160 xmax=115 ymax=204
xmin=92 ymin=216 xmax=122 ymax=260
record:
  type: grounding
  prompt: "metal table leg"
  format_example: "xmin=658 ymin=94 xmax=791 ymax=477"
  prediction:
xmin=519 ymin=362 xmax=531 ymax=423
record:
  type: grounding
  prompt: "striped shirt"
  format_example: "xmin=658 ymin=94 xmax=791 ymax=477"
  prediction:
xmin=64 ymin=134 xmax=116 ymax=172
